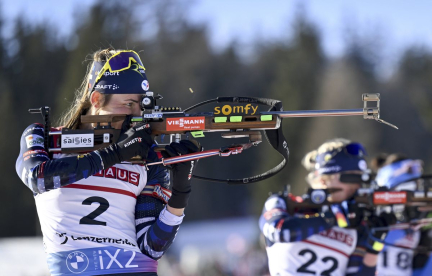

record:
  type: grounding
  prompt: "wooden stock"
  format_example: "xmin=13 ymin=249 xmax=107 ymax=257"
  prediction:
xmin=150 ymin=116 xmax=279 ymax=135
xmin=80 ymin=114 xmax=279 ymax=136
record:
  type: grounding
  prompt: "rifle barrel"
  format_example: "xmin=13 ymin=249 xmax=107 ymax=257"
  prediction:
xmin=263 ymin=109 xmax=364 ymax=118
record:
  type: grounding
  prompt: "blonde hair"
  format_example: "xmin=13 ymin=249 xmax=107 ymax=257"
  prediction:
xmin=302 ymin=138 xmax=352 ymax=171
xmin=59 ymin=48 xmax=123 ymax=129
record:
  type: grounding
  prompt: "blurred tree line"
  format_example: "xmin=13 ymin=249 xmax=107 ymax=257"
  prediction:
xmin=2 ymin=0 xmax=432 ymax=237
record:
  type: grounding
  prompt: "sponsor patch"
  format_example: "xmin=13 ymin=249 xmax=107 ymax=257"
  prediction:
xmin=265 ymin=197 xmax=286 ymax=211
xmin=310 ymin=189 xmax=326 ymax=204
xmin=141 ymin=184 xmax=172 ymax=203
xmin=95 ymin=84 xmax=120 ymax=90
xmin=143 ymin=113 xmax=163 ymax=119
xmin=123 ymin=137 xmax=142 ymax=147
xmin=62 ymin=134 xmax=94 ymax=148
xmin=319 ymin=228 xmax=355 ymax=246
xmin=25 ymin=134 xmax=44 ymax=148
xmin=103 ymin=71 xmax=119 ymax=76
xmin=23 ymin=149 xmax=48 ymax=158
xmin=56 ymin=232 xmax=137 ymax=247
xmin=373 ymin=191 xmax=407 ymax=204
xmin=166 ymin=117 xmax=205 ymax=131
xmin=214 ymin=104 xmax=258 ymax=115
xmin=23 ymin=126 xmax=44 ymax=136
xmin=263 ymin=209 xmax=285 ymax=220
xmin=317 ymin=165 xmax=342 ymax=174
xmin=358 ymin=160 xmax=367 ymax=171
xmin=93 ymin=167 xmax=140 ymax=186
xmin=142 ymin=80 xmax=149 ymax=91
xmin=25 ymin=154 xmax=49 ymax=161
xmin=66 ymin=251 xmax=89 ymax=273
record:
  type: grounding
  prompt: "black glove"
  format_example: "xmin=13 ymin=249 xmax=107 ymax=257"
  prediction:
xmin=162 ymin=140 xmax=201 ymax=209
xmin=366 ymin=212 xmax=397 ymax=254
xmin=95 ymin=123 xmax=153 ymax=168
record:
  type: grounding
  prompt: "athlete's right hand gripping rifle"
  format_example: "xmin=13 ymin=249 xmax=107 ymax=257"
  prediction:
xmin=29 ymin=93 xmax=396 ymax=184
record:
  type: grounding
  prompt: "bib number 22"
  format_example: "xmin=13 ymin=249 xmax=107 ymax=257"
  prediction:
xmin=297 ymin=249 xmax=339 ymax=275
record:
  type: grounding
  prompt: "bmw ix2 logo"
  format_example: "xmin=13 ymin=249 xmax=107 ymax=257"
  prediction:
xmin=66 ymin=251 xmax=89 ymax=273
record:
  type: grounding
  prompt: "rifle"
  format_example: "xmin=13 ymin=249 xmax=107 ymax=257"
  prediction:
xmin=29 ymin=93 xmax=395 ymax=184
xmin=285 ymin=175 xmax=432 ymax=212
xmin=284 ymin=177 xmax=432 ymax=251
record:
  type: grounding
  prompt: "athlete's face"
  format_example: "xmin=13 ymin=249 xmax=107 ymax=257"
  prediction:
xmin=92 ymin=92 xmax=143 ymax=129
xmin=310 ymin=172 xmax=361 ymax=202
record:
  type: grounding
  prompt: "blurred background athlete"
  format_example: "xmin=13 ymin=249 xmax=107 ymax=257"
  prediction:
xmin=259 ymin=138 xmax=396 ymax=276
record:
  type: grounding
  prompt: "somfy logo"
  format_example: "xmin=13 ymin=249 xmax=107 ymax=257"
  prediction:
xmin=214 ymin=104 xmax=258 ymax=115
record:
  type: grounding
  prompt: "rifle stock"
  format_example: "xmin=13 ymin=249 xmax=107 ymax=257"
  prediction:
xmin=29 ymin=93 xmax=394 ymax=183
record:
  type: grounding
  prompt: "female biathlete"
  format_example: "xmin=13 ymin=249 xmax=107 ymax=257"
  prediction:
xmin=372 ymin=154 xmax=429 ymax=276
xmin=16 ymin=48 xmax=200 ymax=276
xmin=259 ymin=138 xmax=395 ymax=276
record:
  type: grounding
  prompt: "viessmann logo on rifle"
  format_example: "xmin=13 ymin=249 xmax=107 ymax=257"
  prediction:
xmin=166 ymin=117 xmax=205 ymax=131
xmin=62 ymin=134 xmax=94 ymax=148
xmin=373 ymin=191 xmax=407 ymax=204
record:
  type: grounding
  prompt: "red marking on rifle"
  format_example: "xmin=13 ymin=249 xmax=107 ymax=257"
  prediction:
xmin=166 ymin=117 xmax=205 ymax=131
xmin=373 ymin=191 xmax=407 ymax=204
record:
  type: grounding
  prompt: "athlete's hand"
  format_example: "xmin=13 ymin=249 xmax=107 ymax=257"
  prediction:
xmin=366 ymin=212 xmax=397 ymax=254
xmin=96 ymin=123 xmax=153 ymax=168
xmin=163 ymin=140 xmax=201 ymax=209
xmin=116 ymin=123 xmax=153 ymax=161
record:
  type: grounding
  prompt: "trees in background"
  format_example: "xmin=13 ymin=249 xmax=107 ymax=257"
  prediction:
xmin=1 ymin=0 xmax=431 ymax=237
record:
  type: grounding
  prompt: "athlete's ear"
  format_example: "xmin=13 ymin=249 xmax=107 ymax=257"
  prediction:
xmin=90 ymin=91 xmax=102 ymax=109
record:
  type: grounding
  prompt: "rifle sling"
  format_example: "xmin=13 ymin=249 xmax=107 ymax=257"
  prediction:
xmin=191 ymin=96 xmax=289 ymax=184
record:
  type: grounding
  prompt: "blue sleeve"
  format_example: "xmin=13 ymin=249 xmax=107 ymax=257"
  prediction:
xmin=135 ymin=148 xmax=181 ymax=260
xmin=413 ymin=256 xmax=432 ymax=276
xmin=259 ymin=194 xmax=334 ymax=245
xmin=15 ymin=124 xmax=104 ymax=194
xmin=413 ymin=228 xmax=432 ymax=275
xmin=346 ymin=224 xmax=375 ymax=276
xmin=348 ymin=264 xmax=376 ymax=276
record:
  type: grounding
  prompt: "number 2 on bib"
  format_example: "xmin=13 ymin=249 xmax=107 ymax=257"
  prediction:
xmin=80 ymin=196 xmax=109 ymax=226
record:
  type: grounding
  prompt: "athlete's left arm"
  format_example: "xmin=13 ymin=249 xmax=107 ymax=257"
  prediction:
xmin=346 ymin=225 xmax=377 ymax=276
xmin=413 ymin=227 xmax=432 ymax=275
xmin=346 ymin=255 xmax=377 ymax=276
xmin=135 ymin=149 xmax=182 ymax=260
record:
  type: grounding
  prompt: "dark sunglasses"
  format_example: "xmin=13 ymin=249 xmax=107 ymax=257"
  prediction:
xmin=339 ymin=173 xmax=373 ymax=184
